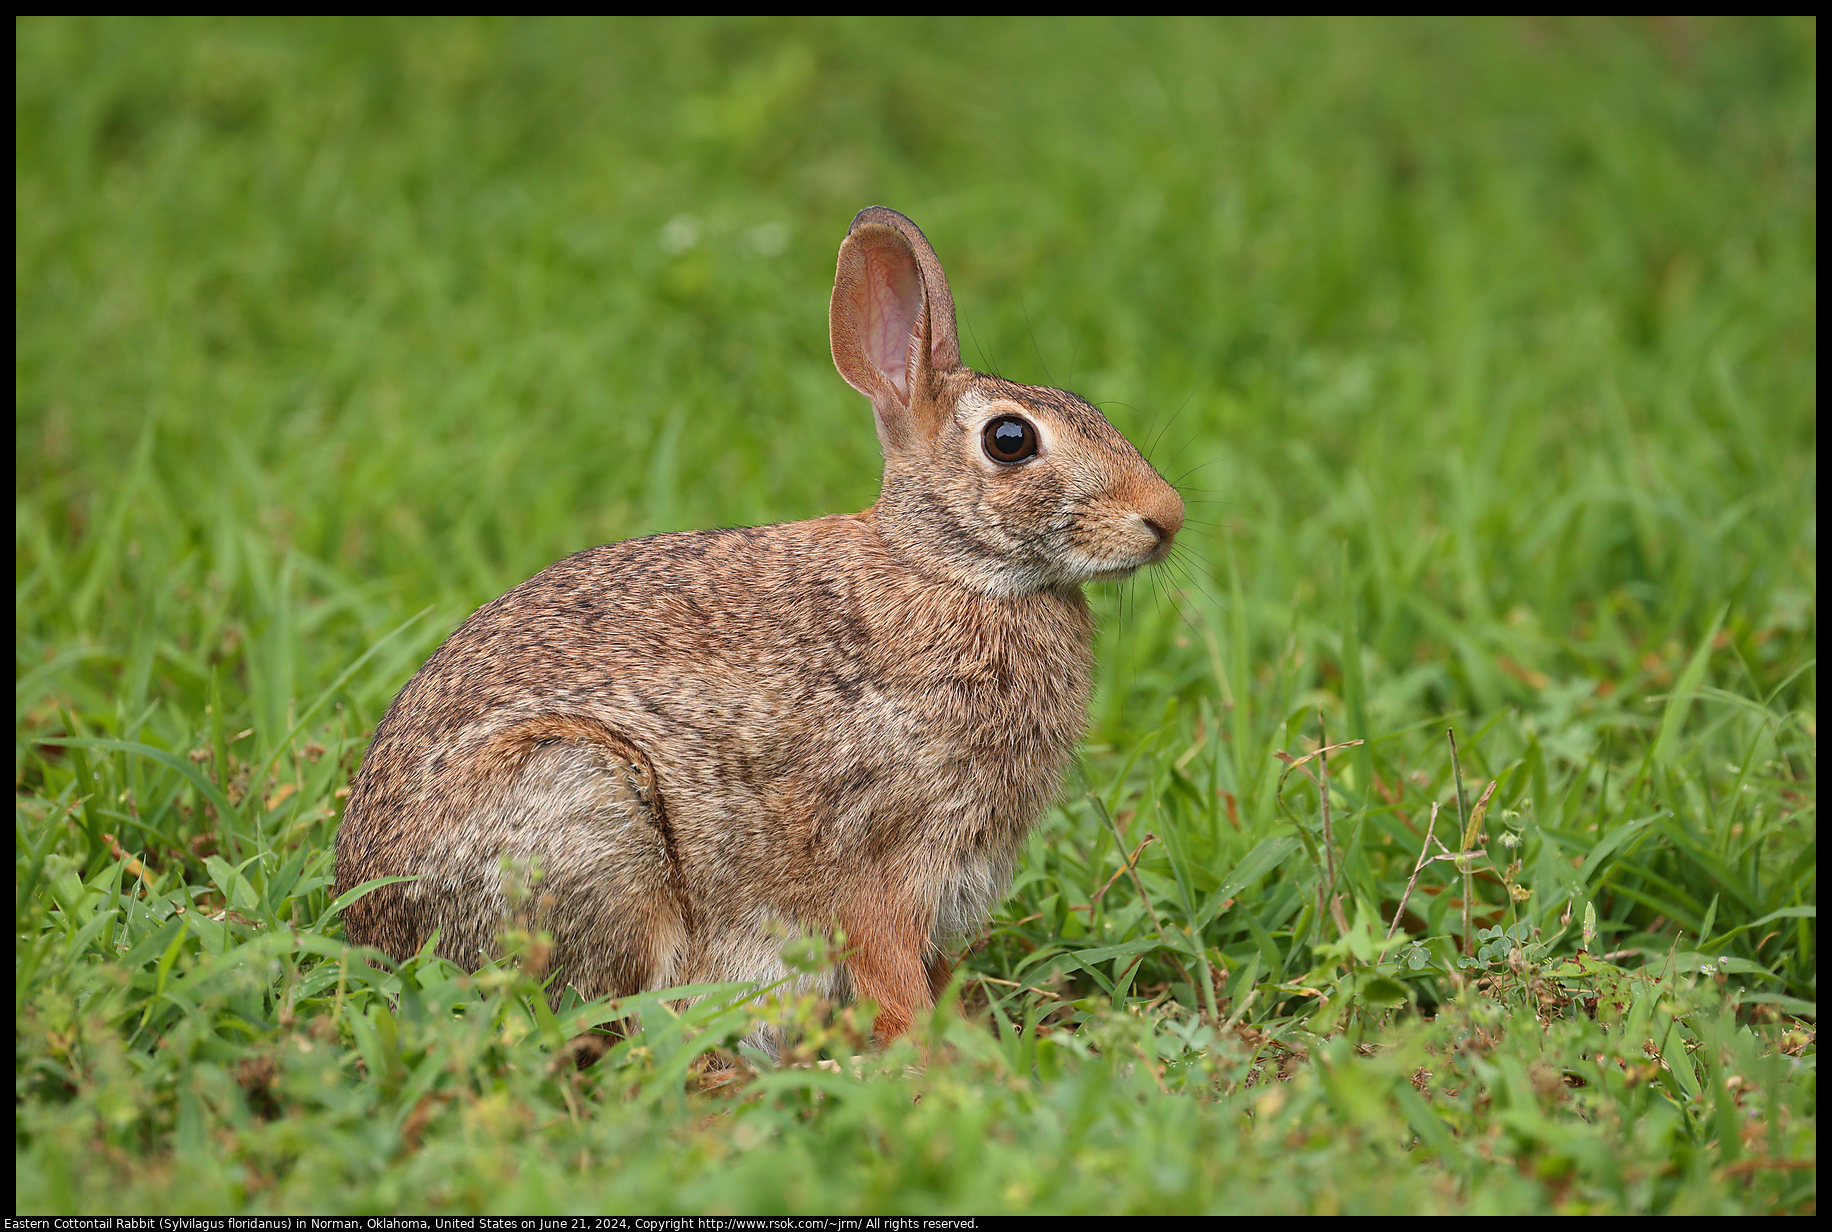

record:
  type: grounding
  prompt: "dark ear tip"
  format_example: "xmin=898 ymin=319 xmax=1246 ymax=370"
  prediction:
xmin=847 ymin=206 xmax=881 ymax=233
xmin=848 ymin=205 xmax=920 ymax=239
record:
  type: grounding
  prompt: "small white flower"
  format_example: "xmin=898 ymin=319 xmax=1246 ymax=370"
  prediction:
xmin=747 ymin=222 xmax=788 ymax=256
xmin=660 ymin=214 xmax=701 ymax=254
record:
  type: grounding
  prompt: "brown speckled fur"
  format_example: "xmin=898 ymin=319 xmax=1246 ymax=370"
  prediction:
xmin=334 ymin=207 xmax=1184 ymax=1054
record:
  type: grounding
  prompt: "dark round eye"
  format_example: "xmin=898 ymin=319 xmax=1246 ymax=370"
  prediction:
xmin=982 ymin=415 xmax=1040 ymax=465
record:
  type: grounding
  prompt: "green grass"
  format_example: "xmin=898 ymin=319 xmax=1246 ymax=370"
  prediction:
xmin=16 ymin=16 xmax=1816 ymax=1215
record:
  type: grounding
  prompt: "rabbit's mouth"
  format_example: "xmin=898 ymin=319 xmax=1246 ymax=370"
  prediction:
xmin=1066 ymin=507 xmax=1181 ymax=583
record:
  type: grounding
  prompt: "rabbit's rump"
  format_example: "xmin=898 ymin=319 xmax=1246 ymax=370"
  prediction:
xmin=405 ymin=730 xmax=683 ymax=997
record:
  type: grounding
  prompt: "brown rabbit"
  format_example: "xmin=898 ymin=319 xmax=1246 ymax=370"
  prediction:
xmin=333 ymin=207 xmax=1183 ymax=1053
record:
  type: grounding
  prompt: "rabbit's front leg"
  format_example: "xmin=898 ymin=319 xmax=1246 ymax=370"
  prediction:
xmin=836 ymin=890 xmax=938 ymax=1043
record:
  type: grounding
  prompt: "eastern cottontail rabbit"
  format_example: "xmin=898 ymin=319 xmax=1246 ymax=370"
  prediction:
xmin=334 ymin=207 xmax=1183 ymax=1051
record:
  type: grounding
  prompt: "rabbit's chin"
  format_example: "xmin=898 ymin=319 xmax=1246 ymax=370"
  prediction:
xmin=1057 ymin=544 xmax=1175 ymax=587
xmin=1085 ymin=563 xmax=1154 ymax=584
xmin=993 ymin=557 xmax=1156 ymax=597
xmin=979 ymin=561 xmax=1142 ymax=600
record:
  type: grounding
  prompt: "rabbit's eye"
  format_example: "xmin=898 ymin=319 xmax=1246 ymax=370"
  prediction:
xmin=983 ymin=415 xmax=1040 ymax=465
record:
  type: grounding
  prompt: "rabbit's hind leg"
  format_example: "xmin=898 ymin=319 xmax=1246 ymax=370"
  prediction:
xmin=467 ymin=717 xmax=692 ymax=1009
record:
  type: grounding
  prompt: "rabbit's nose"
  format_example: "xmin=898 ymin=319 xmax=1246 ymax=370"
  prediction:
xmin=1139 ymin=484 xmax=1185 ymax=549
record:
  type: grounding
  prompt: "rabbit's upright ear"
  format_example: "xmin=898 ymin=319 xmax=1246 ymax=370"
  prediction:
xmin=831 ymin=207 xmax=962 ymax=453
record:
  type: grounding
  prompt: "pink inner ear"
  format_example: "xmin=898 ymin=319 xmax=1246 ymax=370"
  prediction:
xmin=864 ymin=254 xmax=921 ymax=401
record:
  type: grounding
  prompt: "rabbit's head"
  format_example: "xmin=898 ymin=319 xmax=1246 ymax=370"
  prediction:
xmin=831 ymin=207 xmax=1184 ymax=600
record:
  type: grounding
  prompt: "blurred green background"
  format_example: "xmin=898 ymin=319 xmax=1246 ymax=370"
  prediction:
xmin=19 ymin=18 xmax=1813 ymax=654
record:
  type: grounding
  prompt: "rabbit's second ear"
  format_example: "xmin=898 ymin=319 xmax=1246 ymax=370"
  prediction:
xmin=831 ymin=208 xmax=961 ymax=451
